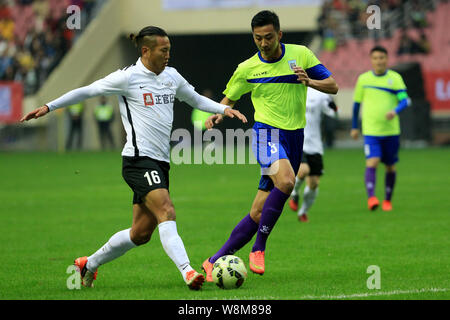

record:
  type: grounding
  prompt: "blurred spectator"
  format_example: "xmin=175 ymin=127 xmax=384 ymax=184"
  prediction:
xmin=416 ymin=30 xmax=431 ymax=54
xmin=397 ymin=29 xmax=431 ymax=55
xmin=0 ymin=15 xmax=14 ymax=41
xmin=32 ymin=0 xmax=49 ymax=33
xmin=322 ymin=29 xmax=337 ymax=52
xmin=397 ymin=31 xmax=417 ymax=55
xmin=66 ymin=102 xmax=84 ymax=150
xmin=409 ymin=1 xmax=428 ymax=29
xmin=94 ymin=96 xmax=115 ymax=150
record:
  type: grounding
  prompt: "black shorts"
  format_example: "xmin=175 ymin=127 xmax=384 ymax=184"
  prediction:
xmin=301 ymin=153 xmax=324 ymax=176
xmin=122 ymin=156 xmax=170 ymax=204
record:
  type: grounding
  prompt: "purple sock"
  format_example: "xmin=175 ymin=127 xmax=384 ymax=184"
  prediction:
xmin=209 ymin=214 xmax=258 ymax=263
xmin=385 ymin=171 xmax=396 ymax=201
xmin=365 ymin=167 xmax=376 ymax=198
xmin=252 ymin=187 xmax=290 ymax=252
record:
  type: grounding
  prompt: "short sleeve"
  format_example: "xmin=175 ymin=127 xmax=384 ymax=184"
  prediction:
xmin=302 ymin=47 xmax=321 ymax=70
xmin=223 ymin=65 xmax=253 ymax=101
xmin=353 ymin=75 xmax=364 ymax=103
xmin=303 ymin=47 xmax=332 ymax=80
xmin=394 ymin=74 xmax=408 ymax=101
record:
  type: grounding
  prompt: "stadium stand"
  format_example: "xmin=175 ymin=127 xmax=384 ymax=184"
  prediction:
xmin=0 ymin=0 xmax=105 ymax=95
xmin=318 ymin=0 xmax=449 ymax=88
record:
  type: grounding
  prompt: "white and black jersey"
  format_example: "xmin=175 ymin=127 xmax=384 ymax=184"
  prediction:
xmin=47 ymin=58 xmax=227 ymax=162
xmin=303 ymin=87 xmax=337 ymax=155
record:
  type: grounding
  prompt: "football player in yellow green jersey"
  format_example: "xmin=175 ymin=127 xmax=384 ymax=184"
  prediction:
xmin=350 ymin=46 xmax=410 ymax=212
xmin=202 ymin=10 xmax=338 ymax=279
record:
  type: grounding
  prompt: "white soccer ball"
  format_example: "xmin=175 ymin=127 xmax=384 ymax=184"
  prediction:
xmin=212 ymin=255 xmax=247 ymax=289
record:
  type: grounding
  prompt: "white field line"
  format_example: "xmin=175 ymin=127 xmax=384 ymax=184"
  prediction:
xmin=184 ymin=288 xmax=449 ymax=300
xmin=298 ymin=288 xmax=449 ymax=300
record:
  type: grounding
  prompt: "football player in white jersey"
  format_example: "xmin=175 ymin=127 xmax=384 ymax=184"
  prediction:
xmin=289 ymin=87 xmax=337 ymax=222
xmin=20 ymin=26 xmax=247 ymax=290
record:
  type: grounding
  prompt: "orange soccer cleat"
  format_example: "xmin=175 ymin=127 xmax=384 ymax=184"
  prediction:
xmin=289 ymin=198 xmax=298 ymax=212
xmin=249 ymin=251 xmax=265 ymax=275
xmin=298 ymin=213 xmax=309 ymax=222
xmin=185 ymin=270 xmax=205 ymax=290
xmin=368 ymin=196 xmax=380 ymax=211
xmin=201 ymin=258 xmax=214 ymax=282
xmin=382 ymin=200 xmax=393 ymax=211
xmin=74 ymin=256 xmax=98 ymax=288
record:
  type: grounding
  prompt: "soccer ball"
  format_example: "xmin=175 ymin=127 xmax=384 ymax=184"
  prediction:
xmin=212 ymin=255 xmax=247 ymax=289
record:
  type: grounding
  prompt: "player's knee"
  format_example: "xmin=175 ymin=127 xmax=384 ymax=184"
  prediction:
xmin=366 ymin=158 xmax=380 ymax=167
xmin=159 ymin=202 xmax=176 ymax=222
xmin=298 ymin=170 xmax=308 ymax=179
xmin=386 ymin=165 xmax=396 ymax=172
xmin=249 ymin=209 xmax=262 ymax=223
xmin=309 ymin=178 xmax=320 ymax=189
xmin=276 ymin=177 xmax=295 ymax=194
xmin=130 ymin=230 xmax=152 ymax=246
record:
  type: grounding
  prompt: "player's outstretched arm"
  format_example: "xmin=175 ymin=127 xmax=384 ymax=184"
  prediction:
xmin=20 ymin=105 xmax=50 ymax=122
xmin=20 ymin=70 xmax=128 ymax=123
xmin=223 ymin=107 xmax=247 ymax=123
xmin=205 ymin=97 xmax=239 ymax=130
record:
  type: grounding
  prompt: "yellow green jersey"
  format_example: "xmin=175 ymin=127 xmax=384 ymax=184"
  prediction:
xmin=223 ymin=43 xmax=331 ymax=130
xmin=353 ymin=69 xmax=408 ymax=136
xmin=95 ymin=104 xmax=114 ymax=121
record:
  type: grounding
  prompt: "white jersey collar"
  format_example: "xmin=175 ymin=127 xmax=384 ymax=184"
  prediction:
xmin=136 ymin=57 xmax=163 ymax=76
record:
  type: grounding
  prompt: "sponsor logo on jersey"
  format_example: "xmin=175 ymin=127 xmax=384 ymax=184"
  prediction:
xmin=143 ymin=93 xmax=154 ymax=106
xmin=143 ymin=93 xmax=176 ymax=106
xmin=288 ymin=60 xmax=297 ymax=70
xmin=252 ymin=71 xmax=268 ymax=77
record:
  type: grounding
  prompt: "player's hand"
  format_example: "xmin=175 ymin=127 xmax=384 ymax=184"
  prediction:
xmin=20 ymin=105 xmax=49 ymax=122
xmin=205 ymin=114 xmax=223 ymax=129
xmin=385 ymin=110 xmax=396 ymax=120
xmin=223 ymin=107 xmax=247 ymax=124
xmin=293 ymin=66 xmax=310 ymax=86
xmin=350 ymin=129 xmax=359 ymax=140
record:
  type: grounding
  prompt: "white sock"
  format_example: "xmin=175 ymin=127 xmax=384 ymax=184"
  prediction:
xmin=86 ymin=228 xmax=136 ymax=272
xmin=158 ymin=221 xmax=193 ymax=282
xmin=299 ymin=186 xmax=318 ymax=215
xmin=291 ymin=177 xmax=304 ymax=198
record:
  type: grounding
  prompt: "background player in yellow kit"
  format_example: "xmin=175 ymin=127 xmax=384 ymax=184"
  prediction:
xmin=351 ymin=46 xmax=410 ymax=212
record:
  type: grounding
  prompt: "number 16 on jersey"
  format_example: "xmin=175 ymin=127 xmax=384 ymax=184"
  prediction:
xmin=144 ymin=170 xmax=161 ymax=186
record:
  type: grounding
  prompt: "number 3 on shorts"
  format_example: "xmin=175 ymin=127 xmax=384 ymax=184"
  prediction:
xmin=144 ymin=170 xmax=161 ymax=186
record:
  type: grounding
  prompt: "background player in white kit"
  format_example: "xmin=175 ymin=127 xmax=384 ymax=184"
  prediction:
xmin=20 ymin=26 xmax=247 ymax=290
xmin=289 ymin=87 xmax=337 ymax=222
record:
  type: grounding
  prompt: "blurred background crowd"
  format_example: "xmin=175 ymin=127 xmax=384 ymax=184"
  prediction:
xmin=0 ymin=0 xmax=105 ymax=95
xmin=318 ymin=0 xmax=434 ymax=54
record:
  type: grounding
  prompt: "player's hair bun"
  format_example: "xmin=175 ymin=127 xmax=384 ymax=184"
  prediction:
xmin=129 ymin=33 xmax=137 ymax=45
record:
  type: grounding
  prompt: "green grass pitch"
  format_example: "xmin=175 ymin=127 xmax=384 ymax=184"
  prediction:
xmin=0 ymin=148 xmax=449 ymax=300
